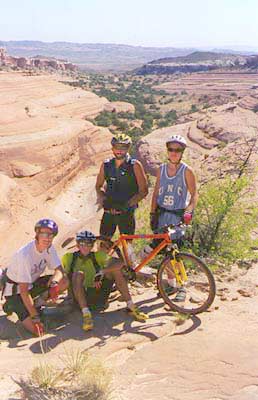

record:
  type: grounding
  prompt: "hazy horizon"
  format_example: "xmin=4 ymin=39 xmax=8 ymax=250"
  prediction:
xmin=1 ymin=0 xmax=258 ymax=50
xmin=1 ymin=39 xmax=258 ymax=53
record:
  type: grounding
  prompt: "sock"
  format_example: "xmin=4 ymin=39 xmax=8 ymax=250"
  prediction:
xmin=168 ymin=278 xmax=176 ymax=287
xmin=82 ymin=307 xmax=90 ymax=315
xmin=127 ymin=300 xmax=134 ymax=310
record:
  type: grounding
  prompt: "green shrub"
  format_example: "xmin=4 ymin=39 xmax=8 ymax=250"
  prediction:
xmin=192 ymin=175 xmax=258 ymax=265
xmin=190 ymin=104 xmax=198 ymax=113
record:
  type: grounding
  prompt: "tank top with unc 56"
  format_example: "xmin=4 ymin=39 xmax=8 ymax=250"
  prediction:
xmin=157 ymin=162 xmax=189 ymax=228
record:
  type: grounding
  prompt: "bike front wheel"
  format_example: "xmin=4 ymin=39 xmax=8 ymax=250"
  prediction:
xmin=157 ymin=252 xmax=216 ymax=314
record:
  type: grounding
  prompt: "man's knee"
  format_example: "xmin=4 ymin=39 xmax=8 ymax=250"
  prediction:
xmin=72 ymin=271 xmax=85 ymax=288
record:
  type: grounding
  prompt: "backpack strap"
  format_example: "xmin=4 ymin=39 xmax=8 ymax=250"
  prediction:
xmin=88 ymin=252 xmax=101 ymax=274
xmin=68 ymin=251 xmax=101 ymax=275
xmin=69 ymin=251 xmax=80 ymax=274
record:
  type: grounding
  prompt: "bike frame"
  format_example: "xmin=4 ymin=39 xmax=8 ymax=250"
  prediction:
xmin=107 ymin=232 xmax=172 ymax=272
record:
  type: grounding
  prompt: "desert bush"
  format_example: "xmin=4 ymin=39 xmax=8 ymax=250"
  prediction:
xmin=252 ymin=104 xmax=258 ymax=113
xmin=191 ymin=175 xmax=258 ymax=265
xmin=190 ymin=104 xmax=198 ymax=113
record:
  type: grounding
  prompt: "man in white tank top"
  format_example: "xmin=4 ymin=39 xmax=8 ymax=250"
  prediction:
xmin=150 ymin=135 xmax=198 ymax=301
xmin=151 ymin=135 xmax=198 ymax=231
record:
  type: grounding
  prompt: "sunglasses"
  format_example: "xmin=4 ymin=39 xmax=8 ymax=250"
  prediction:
xmin=113 ymin=145 xmax=129 ymax=151
xmin=77 ymin=241 xmax=94 ymax=247
xmin=167 ymin=147 xmax=184 ymax=153
xmin=38 ymin=232 xmax=54 ymax=238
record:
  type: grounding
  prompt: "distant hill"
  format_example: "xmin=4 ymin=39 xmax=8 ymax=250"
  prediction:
xmin=135 ymin=51 xmax=258 ymax=75
xmin=150 ymin=51 xmax=245 ymax=64
xmin=0 ymin=40 xmax=196 ymax=72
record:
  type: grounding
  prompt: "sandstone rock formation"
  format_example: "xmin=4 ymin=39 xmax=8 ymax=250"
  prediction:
xmin=137 ymin=100 xmax=258 ymax=180
xmin=0 ymin=72 xmax=112 ymax=263
xmin=104 ymin=101 xmax=135 ymax=113
xmin=135 ymin=51 xmax=258 ymax=75
xmin=0 ymin=48 xmax=77 ymax=72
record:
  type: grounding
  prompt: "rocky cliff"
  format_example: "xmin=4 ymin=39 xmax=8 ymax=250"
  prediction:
xmin=136 ymin=93 xmax=258 ymax=180
xmin=135 ymin=51 xmax=258 ymax=75
xmin=0 ymin=48 xmax=77 ymax=72
xmin=0 ymin=72 xmax=113 ymax=261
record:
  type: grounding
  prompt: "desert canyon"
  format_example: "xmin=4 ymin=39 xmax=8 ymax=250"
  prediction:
xmin=0 ymin=64 xmax=258 ymax=400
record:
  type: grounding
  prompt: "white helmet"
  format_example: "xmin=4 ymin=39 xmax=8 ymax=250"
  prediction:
xmin=76 ymin=230 xmax=96 ymax=243
xmin=166 ymin=135 xmax=187 ymax=148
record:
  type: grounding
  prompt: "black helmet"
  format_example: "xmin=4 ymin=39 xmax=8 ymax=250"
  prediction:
xmin=111 ymin=133 xmax=132 ymax=147
xmin=35 ymin=219 xmax=58 ymax=236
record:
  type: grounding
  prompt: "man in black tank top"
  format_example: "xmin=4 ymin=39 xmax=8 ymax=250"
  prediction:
xmin=95 ymin=134 xmax=148 ymax=238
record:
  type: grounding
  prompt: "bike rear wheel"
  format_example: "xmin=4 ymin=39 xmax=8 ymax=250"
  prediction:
xmin=157 ymin=252 xmax=216 ymax=314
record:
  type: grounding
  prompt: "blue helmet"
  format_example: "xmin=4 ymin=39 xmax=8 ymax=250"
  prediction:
xmin=35 ymin=219 xmax=58 ymax=236
xmin=76 ymin=230 xmax=96 ymax=243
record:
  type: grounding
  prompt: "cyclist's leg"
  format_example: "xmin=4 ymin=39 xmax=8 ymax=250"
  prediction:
xmin=104 ymin=258 xmax=148 ymax=321
xmin=3 ymin=294 xmax=38 ymax=335
xmin=100 ymin=212 xmax=117 ymax=239
xmin=72 ymin=271 xmax=93 ymax=330
xmin=117 ymin=210 xmax=135 ymax=235
xmin=105 ymin=258 xmax=131 ymax=302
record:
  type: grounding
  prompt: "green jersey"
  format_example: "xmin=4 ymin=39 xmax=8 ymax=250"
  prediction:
xmin=62 ymin=250 xmax=108 ymax=288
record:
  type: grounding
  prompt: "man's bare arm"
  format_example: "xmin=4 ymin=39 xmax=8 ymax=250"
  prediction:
xmin=185 ymin=167 xmax=198 ymax=212
xmin=128 ymin=161 xmax=148 ymax=207
xmin=151 ymin=167 xmax=161 ymax=213
xmin=95 ymin=163 xmax=106 ymax=207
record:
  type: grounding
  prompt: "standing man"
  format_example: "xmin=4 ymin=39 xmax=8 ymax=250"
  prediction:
xmin=151 ymin=135 xmax=198 ymax=300
xmin=2 ymin=219 xmax=68 ymax=336
xmin=95 ymin=133 xmax=148 ymax=239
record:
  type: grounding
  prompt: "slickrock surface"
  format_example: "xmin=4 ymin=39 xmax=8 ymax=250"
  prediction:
xmin=1 ymin=263 xmax=258 ymax=400
xmin=0 ymin=72 xmax=112 ymax=263
xmin=155 ymin=72 xmax=258 ymax=98
xmin=137 ymin=100 xmax=258 ymax=177
xmin=104 ymin=101 xmax=135 ymax=113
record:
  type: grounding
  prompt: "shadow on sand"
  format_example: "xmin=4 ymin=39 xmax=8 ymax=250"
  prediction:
xmin=1 ymin=294 xmax=202 ymax=355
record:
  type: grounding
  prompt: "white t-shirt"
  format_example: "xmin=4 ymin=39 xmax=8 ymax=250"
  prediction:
xmin=4 ymin=240 xmax=61 ymax=296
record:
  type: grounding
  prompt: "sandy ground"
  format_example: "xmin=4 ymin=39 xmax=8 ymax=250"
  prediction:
xmin=0 ymin=263 xmax=257 ymax=400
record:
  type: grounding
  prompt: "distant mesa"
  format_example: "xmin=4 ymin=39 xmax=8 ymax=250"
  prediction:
xmin=135 ymin=51 xmax=258 ymax=75
xmin=0 ymin=47 xmax=77 ymax=72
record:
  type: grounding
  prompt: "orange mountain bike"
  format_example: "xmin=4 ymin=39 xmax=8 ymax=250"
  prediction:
xmin=99 ymin=224 xmax=216 ymax=315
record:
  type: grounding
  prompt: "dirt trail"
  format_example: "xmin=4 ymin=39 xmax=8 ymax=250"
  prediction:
xmin=0 ymin=263 xmax=258 ymax=400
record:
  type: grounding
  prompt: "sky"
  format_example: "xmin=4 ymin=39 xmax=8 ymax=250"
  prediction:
xmin=1 ymin=0 xmax=258 ymax=49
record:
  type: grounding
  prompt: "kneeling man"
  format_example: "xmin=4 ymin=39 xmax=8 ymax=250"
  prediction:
xmin=3 ymin=219 xmax=68 ymax=336
xmin=62 ymin=230 xmax=148 ymax=331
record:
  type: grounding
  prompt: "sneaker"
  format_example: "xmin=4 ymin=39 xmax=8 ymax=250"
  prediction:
xmin=157 ymin=285 xmax=177 ymax=298
xmin=173 ymin=287 xmax=186 ymax=302
xmin=82 ymin=311 xmax=93 ymax=331
xmin=126 ymin=306 xmax=149 ymax=322
xmin=165 ymin=286 xmax=178 ymax=295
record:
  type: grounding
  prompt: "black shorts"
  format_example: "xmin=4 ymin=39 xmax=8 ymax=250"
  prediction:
xmin=3 ymin=275 xmax=51 ymax=322
xmin=100 ymin=210 xmax=135 ymax=238
xmin=84 ymin=277 xmax=114 ymax=311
